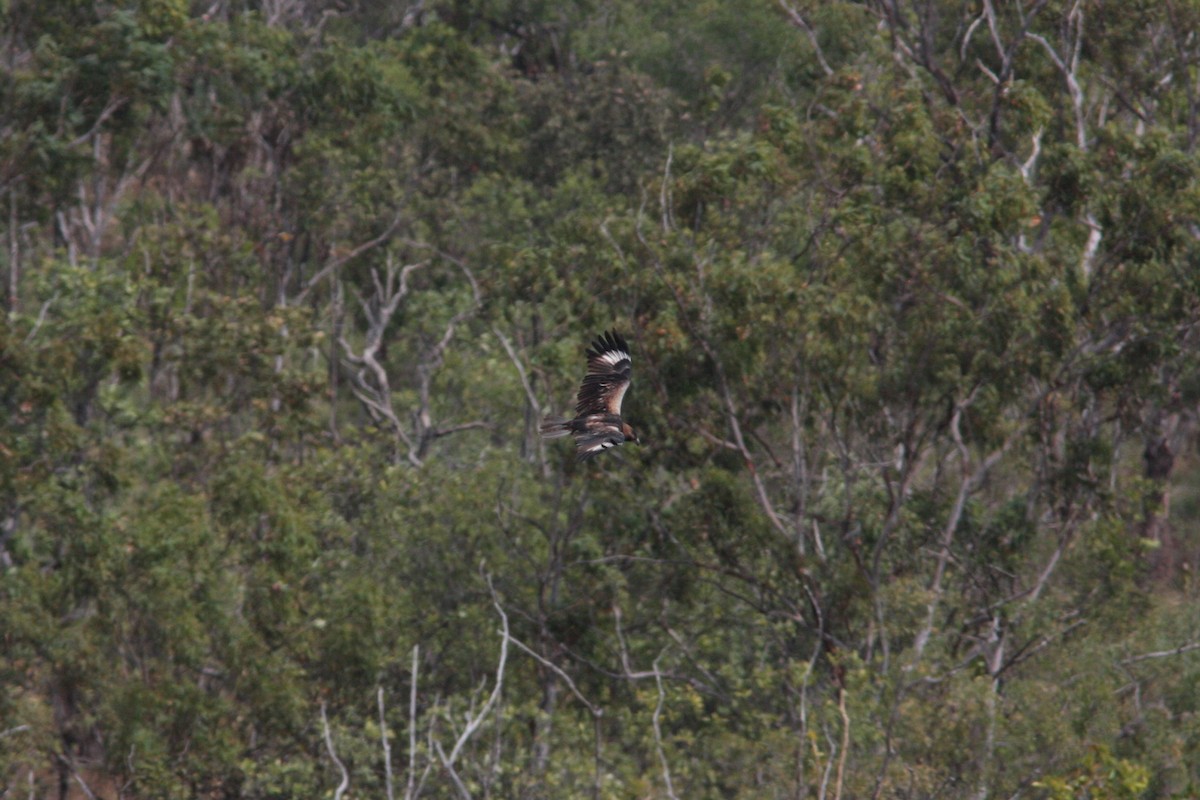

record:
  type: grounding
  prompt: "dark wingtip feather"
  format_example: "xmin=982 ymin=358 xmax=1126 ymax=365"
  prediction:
xmin=586 ymin=330 xmax=628 ymax=360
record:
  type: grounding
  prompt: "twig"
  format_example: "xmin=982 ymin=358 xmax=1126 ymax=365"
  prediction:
xmin=428 ymin=576 xmax=510 ymax=800
xmin=642 ymin=239 xmax=792 ymax=542
xmin=660 ymin=144 xmax=674 ymax=233
xmin=430 ymin=421 xmax=492 ymax=439
xmin=412 ymin=260 xmax=482 ymax=459
xmin=338 ymin=259 xmax=426 ymax=464
xmin=1026 ymin=29 xmax=1087 ymax=149
xmin=960 ymin=10 xmax=987 ymax=62
xmin=433 ymin=739 xmax=473 ymax=800
xmin=68 ymin=97 xmax=129 ymax=147
xmin=613 ymin=605 xmax=672 ymax=680
xmin=0 ymin=724 xmax=30 ymax=739
xmin=295 ymin=209 xmax=406 ymax=304
xmin=23 ymin=293 xmax=58 ymax=343
xmin=778 ymin=0 xmax=835 ymax=77
xmin=504 ymin=634 xmax=602 ymax=718
xmin=794 ymin=608 xmax=826 ymax=800
xmin=1122 ymin=641 xmax=1200 ymax=664
xmin=379 ymin=687 xmax=395 ymax=800
xmin=440 ymin=573 xmax=510 ymax=773
xmin=7 ymin=188 xmax=18 ymax=316
xmin=911 ymin=394 xmax=1016 ymax=664
xmin=834 ymin=685 xmax=850 ymax=800
xmin=819 ymin=726 xmax=837 ymax=800
xmin=999 ymin=617 xmax=1086 ymax=675
xmin=652 ymin=652 xmax=680 ymax=800
xmin=1018 ymin=128 xmax=1044 ymax=183
xmin=55 ymin=753 xmax=97 ymax=800
xmin=405 ymin=644 xmax=420 ymax=800
xmin=321 ymin=701 xmax=351 ymax=800
xmin=693 ymin=424 xmax=742 ymax=451
xmin=493 ymin=325 xmax=548 ymax=473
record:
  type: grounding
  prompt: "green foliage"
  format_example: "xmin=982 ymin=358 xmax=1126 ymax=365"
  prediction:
xmin=5 ymin=0 xmax=1200 ymax=797
xmin=1035 ymin=745 xmax=1151 ymax=800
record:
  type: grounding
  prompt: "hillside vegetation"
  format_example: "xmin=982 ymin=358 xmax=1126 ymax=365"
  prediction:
xmin=3 ymin=1 xmax=1200 ymax=797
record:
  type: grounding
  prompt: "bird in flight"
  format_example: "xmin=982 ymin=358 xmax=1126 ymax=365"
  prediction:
xmin=541 ymin=330 xmax=640 ymax=461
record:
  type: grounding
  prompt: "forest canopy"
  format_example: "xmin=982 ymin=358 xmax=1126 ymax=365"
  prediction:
xmin=3 ymin=0 xmax=1200 ymax=797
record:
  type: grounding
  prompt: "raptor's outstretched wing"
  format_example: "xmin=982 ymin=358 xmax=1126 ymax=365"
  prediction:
xmin=575 ymin=330 xmax=632 ymax=417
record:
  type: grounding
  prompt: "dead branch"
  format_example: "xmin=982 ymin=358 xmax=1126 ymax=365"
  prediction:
xmin=414 ymin=261 xmax=481 ymax=458
xmin=506 ymin=634 xmax=602 ymax=718
xmin=296 ymin=209 xmax=406 ymax=305
xmin=651 ymin=652 xmax=680 ymax=800
xmin=404 ymin=645 xmax=429 ymax=800
xmin=338 ymin=258 xmax=425 ymax=465
xmin=379 ymin=687 xmax=395 ymax=800
xmin=778 ymin=0 xmax=835 ymax=77
xmin=431 ymin=572 xmax=509 ymax=800
xmin=493 ymin=325 xmax=549 ymax=474
xmin=321 ymin=701 xmax=351 ymax=800
xmin=1122 ymin=641 xmax=1200 ymax=664
xmin=911 ymin=393 xmax=1019 ymax=665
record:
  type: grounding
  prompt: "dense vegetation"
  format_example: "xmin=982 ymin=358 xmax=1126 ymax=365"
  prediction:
xmin=3 ymin=0 xmax=1200 ymax=797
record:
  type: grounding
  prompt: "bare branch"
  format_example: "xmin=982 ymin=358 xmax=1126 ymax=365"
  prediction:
xmin=779 ymin=0 xmax=835 ymax=77
xmin=379 ymin=688 xmax=396 ymax=800
xmin=960 ymin=10 xmax=987 ymax=62
xmin=613 ymin=604 xmax=670 ymax=681
xmin=67 ymin=97 xmax=129 ymax=148
xmin=493 ymin=325 xmax=549 ymax=473
xmin=692 ymin=423 xmax=742 ymax=451
xmin=405 ymin=642 xmax=420 ymax=800
xmin=7 ymin=189 xmax=18 ymax=315
xmin=834 ymin=682 xmax=850 ymax=800
xmin=446 ymin=575 xmax=510 ymax=767
xmin=911 ymin=394 xmax=1019 ymax=664
xmin=296 ymin=209 xmax=406 ymax=305
xmin=338 ymin=259 xmax=425 ymax=464
xmin=414 ymin=260 xmax=482 ymax=458
xmin=1028 ymin=526 xmax=1068 ymax=603
xmin=820 ymin=724 xmax=837 ymax=800
xmin=975 ymin=58 xmax=1001 ymax=85
xmin=505 ymin=634 xmax=602 ymax=718
xmin=321 ymin=702 xmax=351 ymax=800
xmin=1079 ymin=212 xmax=1103 ymax=281
xmin=651 ymin=652 xmax=680 ymax=800
xmin=1027 ymin=28 xmax=1088 ymax=150
xmin=432 ymin=738 xmax=473 ymax=800
xmin=53 ymin=754 xmax=97 ymax=800
xmin=1018 ymin=128 xmax=1044 ymax=183
xmin=427 ymin=578 xmax=510 ymax=800
xmin=430 ymin=421 xmax=492 ymax=439
xmin=981 ymin=0 xmax=1006 ymax=64
xmin=640 ymin=237 xmax=793 ymax=542
xmin=1000 ymin=616 xmax=1087 ymax=674
xmin=22 ymin=292 xmax=58 ymax=344
xmin=599 ymin=216 xmax=629 ymax=271
xmin=0 ymin=724 xmax=29 ymax=739
xmin=1122 ymin=641 xmax=1200 ymax=664
xmin=660 ymin=144 xmax=675 ymax=233
xmin=492 ymin=327 xmax=541 ymax=419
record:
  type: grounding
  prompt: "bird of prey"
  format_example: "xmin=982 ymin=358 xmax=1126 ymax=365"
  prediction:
xmin=541 ymin=330 xmax=640 ymax=461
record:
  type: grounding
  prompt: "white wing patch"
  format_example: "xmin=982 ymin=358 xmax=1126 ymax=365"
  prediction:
xmin=598 ymin=349 xmax=630 ymax=367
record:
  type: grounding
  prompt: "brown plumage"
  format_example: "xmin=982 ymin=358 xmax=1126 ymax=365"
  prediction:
xmin=541 ymin=330 xmax=639 ymax=461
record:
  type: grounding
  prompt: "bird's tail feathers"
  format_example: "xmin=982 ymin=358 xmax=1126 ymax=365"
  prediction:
xmin=540 ymin=418 xmax=572 ymax=439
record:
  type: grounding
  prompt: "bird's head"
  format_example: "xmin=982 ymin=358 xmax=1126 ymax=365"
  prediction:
xmin=622 ymin=422 xmax=640 ymax=445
